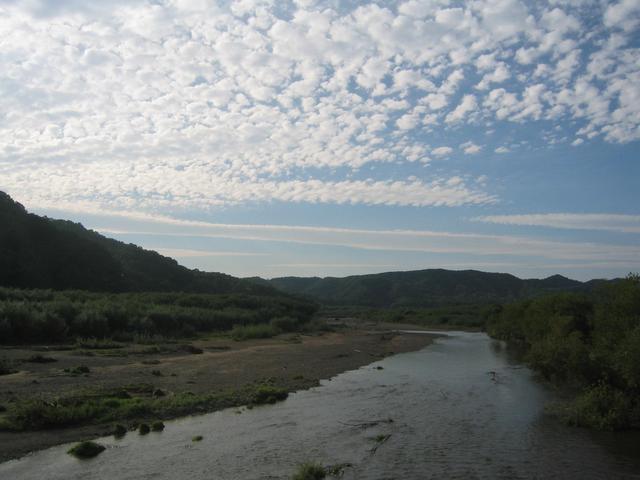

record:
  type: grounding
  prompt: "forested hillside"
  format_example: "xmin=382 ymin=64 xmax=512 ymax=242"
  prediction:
xmin=256 ymin=269 xmax=602 ymax=307
xmin=0 ymin=192 xmax=275 ymax=296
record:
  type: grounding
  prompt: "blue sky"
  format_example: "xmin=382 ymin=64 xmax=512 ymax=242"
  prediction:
xmin=1 ymin=0 xmax=639 ymax=280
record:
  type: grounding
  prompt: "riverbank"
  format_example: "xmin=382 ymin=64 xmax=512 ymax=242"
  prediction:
xmin=0 ymin=328 xmax=436 ymax=462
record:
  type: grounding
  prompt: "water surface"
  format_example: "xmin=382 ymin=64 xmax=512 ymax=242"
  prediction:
xmin=2 ymin=331 xmax=639 ymax=479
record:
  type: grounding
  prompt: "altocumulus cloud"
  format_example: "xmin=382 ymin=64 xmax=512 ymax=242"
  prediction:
xmin=0 ymin=0 xmax=638 ymax=216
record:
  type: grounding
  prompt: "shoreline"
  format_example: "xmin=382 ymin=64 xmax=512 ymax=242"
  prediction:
xmin=0 ymin=329 xmax=437 ymax=462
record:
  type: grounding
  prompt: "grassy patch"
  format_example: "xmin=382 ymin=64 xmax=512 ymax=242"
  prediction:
xmin=64 ymin=365 xmax=91 ymax=375
xmin=68 ymin=441 xmax=105 ymax=459
xmin=0 ymin=358 xmax=16 ymax=376
xmin=25 ymin=354 xmax=57 ymax=363
xmin=75 ymin=338 xmax=124 ymax=350
xmin=192 ymin=435 xmax=203 ymax=442
xmin=230 ymin=324 xmax=279 ymax=341
xmin=0 ymin=383 xmax=289 ymax=432
xmin=292 ymin=462 xmax=326 ymax=480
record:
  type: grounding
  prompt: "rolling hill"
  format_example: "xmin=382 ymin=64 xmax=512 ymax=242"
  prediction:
xmin=0 ymin=191 xmax=276 ymax=296
xmin=253 ymin=269 xmax=604 ymax=307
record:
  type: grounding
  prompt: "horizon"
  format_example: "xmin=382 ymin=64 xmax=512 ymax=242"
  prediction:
xmin=1 ymin=1 xmax=639 ymax=281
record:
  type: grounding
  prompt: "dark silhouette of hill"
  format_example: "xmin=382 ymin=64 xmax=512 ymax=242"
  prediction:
xmin=251 ymin=269 xmax=604 ymax=307
xmin=0 ymin=191 xmax=276 ymax=296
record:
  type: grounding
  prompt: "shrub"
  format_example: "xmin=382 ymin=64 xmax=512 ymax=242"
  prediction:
xmin=138 ymin=423 xmax=150 ymax=434
xmin=151 ymin=421 xmax=165 ymax=431
xmin=292 ymin=462 xmax=326 ymax=480
xmin=192 ymin=435 xmax=203 ymax=442
xmin=68 ymin=441 xmax=105 ymax=459
xmin=270 ymin=316 xmax=299 ymax=332
xmin=250 ymin=385 xmax=288 ymax=405
xmin=113 ymin=424 xmax=127 ymax=437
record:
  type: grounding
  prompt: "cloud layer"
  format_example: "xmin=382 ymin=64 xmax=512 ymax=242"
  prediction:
xmin=1 ymin=0 xmax=639 ymax=214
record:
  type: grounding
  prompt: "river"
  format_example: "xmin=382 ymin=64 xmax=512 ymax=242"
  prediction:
xmin=1 ymin=331 xmax=639 ymax=479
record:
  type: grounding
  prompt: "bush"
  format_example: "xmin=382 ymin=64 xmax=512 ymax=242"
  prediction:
xmin=0 ymin=358 xmax=16 ymax=375
xmin=561 ymin=382 xmax=632 ymax=430
xmin=151 ymin=421 xmax=165 ymax=431
xmin=113 ymin=424 xmax=127 ymax=437
xmin=270 ymin=316 xmax=299 ymax=332
xmin=292 ymin=462 xmax=326 ymax=480
xmin=138 ymin=423 xmax=150 ymax=434
xmin=68 ymin=441 xmax=105 ymax=459
xmin=250 ymin=385 xmax=288 ymax=405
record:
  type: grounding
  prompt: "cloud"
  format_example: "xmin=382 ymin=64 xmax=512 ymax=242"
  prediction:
xmin=460 ymin=141 xmax=482 ymax=154
xmin=0 ymin=0 xmax=639 ymax=218
xmin=431 ymin=146 xmax=454 ymax=157
xmin=94 ymin=216 xmax=640 ymax=263
xmin=494 ymin=146 xmax=510 ymax=153
xmin=475 ymin=213 xmax=640 ymax=233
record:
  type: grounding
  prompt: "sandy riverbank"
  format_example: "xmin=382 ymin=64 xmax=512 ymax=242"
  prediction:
xmin=0 ymin=328 xmax=436 ymax=462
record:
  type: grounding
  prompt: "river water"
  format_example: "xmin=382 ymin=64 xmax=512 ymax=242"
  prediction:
xmin=1 ymin=331 xmax=639 ymax=479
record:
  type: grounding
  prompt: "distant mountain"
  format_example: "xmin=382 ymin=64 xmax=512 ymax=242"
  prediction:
xmin=0 ymin=191 xmax=277 ymax=296
xmin=252 ymin=269 xmax=601 ymax=307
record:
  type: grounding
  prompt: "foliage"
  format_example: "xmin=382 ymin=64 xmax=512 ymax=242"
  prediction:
xmin=263 ymin=269 xmax=598 ymax=308
xmin=0 ymin=384 xmax=291 ymax=432
xmin=487 ymin=275 xmax=640 ymax=430
xmin=0 ymin=288 xmax=316 ymax=344
xmin=230 ymin=323 xmax=279 ymax=341
xmin=291 ymin=462 xmax=326 ymax=480
xmin=67 ymin=441 xmax=105 ymax=459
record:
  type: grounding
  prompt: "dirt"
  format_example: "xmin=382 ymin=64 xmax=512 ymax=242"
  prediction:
xmin=0 ymin=329 xmax=436 ymax=462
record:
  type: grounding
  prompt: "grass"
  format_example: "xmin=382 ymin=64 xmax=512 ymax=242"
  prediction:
xmin=192 ymin=435 xmax=203 ymax=442
xmin=0 ymin=383 xmax=290 ymax=432
xmin=230 ymin=323 xmax=279 ymax=341
xmin=68 ymin=441 xmax=105 ymax=459
xmin=64 ymin=365 xmax=90 ymax=375
xmin=0 ymin=358 xmax=16 ymax=376
xmin=25 ymin=354 xmax=57 ymax=363
xmin=292 ymin=462 xmax=326 ymax=480
xmin=75 ymin=338 xmax=124 ymax=350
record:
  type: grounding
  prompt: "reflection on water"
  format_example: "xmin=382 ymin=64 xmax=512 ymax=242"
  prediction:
xmin=1 ymin=331 xmax=639 ymax=479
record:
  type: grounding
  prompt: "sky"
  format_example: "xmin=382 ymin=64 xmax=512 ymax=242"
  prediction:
xmin=0 ymin=0 xmax=639 ymax=281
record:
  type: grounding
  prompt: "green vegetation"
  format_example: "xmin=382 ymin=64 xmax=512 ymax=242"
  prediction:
xmin=0 ymin=383 xmax=290 ymax=432
xmin=0 ymin=191 xmax=285 ymax=296
xmin=138 ymin=423 xmax=150 ymax=434
xmin=292 ymin=462 xmax=326 ymax=480
xmin=230 ymin=323 xmax=279 ymax=341
xmin=259 ymin=270 xmax=600 ymax=308
xmin=113 ymin=424 xmax=127 ymax=437
xmin=0 ymin=358 xmax=16 ymax=375
xmin=0 ymin=288 xmax=317 ymax=344
xmin=326 ymin=303 xmax=498 ymax=328
xmin=67 ymin=441 xmax=105 ymax=459
xmin=250 ymin=385 xmax=288 ymax=405
xmin=151 ymin=421 xmax=165 ymax=431
xmin=192 ymin=435 xmax=203 ymax=442
xmin=25 ymin=354 xmax=57 ymax=363
xmin=487 ymin=274 xmax=640 ymax=430
xmin=64 ymin=365 xmax=91 ymax=375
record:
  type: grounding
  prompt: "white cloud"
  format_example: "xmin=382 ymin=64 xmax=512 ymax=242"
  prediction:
xmin=0 ymin=0 xmax=638 ymax=218
xmin=431 ymin=146 xmax=454 ymax=157
xmin=475 ymin=213 xmax=640 ymax=233
xmin=460 ymin=141 xmax=482 ymax=154
xmin=495 ymin=146 xmax=510 ymax=153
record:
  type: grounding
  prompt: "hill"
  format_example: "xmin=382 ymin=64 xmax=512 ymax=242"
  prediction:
xmin=0 ymin=191 xmax=275 ymax=296
xmin=255 ymin=269 xmax=599 ymax=307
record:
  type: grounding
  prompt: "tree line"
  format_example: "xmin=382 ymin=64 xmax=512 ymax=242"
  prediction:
xmin=487 ymin=274 xmax=640 ymax=430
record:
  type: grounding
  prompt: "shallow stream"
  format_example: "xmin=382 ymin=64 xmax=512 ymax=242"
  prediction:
xmin=1 ymin=331 xmax=639 ymax=479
